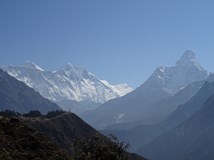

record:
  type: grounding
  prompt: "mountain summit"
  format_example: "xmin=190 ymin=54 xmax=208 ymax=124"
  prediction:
xmin=24 ymin=61 xmax=44 ymax=71
xmin=176 ymin=49 xmax=196 ymax=66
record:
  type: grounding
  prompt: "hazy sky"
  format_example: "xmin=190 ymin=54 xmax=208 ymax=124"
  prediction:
xmin=1 ymin=0 xmax=214 ymax=87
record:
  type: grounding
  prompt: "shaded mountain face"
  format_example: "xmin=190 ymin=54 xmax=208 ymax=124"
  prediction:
xmin=1 ymin=62 xmax=133 ymax=106
xmin=139 ymin=94 xmax=214 ymax=160
xmin=82 ymin=50 xmax=209 ymax=129
xmin=0 ymin=69 xmax=60 ymax=114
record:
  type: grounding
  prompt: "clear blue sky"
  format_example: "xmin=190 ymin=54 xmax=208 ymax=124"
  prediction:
xmin=1 ymin=0 xmax=214 ymax=88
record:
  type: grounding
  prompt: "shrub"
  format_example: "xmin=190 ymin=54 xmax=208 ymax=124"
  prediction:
xmin=72 ymin=134 xmax=129 ymax=160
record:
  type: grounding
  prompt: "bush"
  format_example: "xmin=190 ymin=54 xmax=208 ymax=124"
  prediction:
xmin=72 ymin=134 xmax=129 ymax=160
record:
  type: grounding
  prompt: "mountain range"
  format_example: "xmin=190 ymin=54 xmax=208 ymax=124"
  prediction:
xmin=1 ymin=62 xmax=133 ymax=113
xmin=82 ymin=50 xmax=210 ymax=129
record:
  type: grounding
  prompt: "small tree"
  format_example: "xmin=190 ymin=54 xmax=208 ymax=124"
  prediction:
xmin=72 ymin=134 xmax=129 ymax=160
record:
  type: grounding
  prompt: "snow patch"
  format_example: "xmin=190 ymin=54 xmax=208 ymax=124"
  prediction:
xmin=115 ymin=113 xmax=125 ymax=123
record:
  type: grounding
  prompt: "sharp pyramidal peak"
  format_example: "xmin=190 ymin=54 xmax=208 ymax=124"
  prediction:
xmin=176 ymin=49 xmax=196 ymax=66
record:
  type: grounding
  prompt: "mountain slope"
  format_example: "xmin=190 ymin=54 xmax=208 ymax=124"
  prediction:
xmin=139 ymin=93 xmax=214 ymax=160
xmin=82 ymin=50 xmax=209 ymax=129
xmin=0 ymin=69 xmax=60 ymax=114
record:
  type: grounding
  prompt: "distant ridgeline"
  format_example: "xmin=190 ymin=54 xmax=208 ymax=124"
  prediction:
xmin=0 ymin=109 xmax=66 ymax=118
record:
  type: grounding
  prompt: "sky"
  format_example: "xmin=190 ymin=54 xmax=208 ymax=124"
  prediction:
xmin=1 ymin=0 xmax=214 ymax=88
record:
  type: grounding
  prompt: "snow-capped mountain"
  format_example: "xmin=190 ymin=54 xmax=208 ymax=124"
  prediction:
xmin=1 ymin=62 xmax=133 ymax=104
xmin=82 ymin=50 xmax=210 ymax=129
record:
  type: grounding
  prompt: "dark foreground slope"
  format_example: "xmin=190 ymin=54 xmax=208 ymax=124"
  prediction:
xmin=139 ymin=94 xmax=214 ymax=160
xmin=0 ymin=69 xmax=60 ymax=114
xmin=27 ymin=112 xmax=98 ymax=153
xmin=0 ymin=112 xmax=146 ymax=160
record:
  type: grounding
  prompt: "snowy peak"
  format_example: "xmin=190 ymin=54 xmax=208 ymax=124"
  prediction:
xmin=143 ymin=50 xmax=209 ymax=95
xmin=60 ymin=63 xmax=93 ymax=79
xmin=62 ymin=63 xmax=85 ymax=73
xmin=175 ymin=49 xmax=207 ymax=72
xmin=24 ymin=61 xmax=44 ymax=71
xmin=175 ymin=49 xmax=197 ymax=67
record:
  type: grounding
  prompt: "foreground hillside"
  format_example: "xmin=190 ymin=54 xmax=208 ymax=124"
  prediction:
xmin=0 ymin=112 xmax=146 ymax=160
